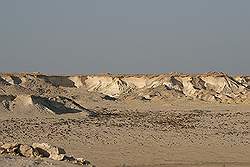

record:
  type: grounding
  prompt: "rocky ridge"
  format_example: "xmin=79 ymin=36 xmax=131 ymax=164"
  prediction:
xmin=0 ymin=72 xmax=249 ymax=107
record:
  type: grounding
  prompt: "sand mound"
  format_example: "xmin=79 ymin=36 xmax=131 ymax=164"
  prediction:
xmin=31 ymin=95 xmax=92 ymax=115
xmin=0 ymin=94 xmax=92 ymax=116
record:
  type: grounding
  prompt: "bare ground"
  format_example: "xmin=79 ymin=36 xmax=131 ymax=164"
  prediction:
xmin=0 ymin=105 xmax=249 ymax=167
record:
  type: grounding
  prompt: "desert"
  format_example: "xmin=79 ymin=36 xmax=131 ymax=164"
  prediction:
xmin=1 ymin=0 xmax=250 ymax=166
xmin=0 ymin=72 xmax=249 ymax=167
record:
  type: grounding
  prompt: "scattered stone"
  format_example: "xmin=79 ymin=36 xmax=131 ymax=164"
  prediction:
xmin=0 ymin=142 xmax=95 ymax=166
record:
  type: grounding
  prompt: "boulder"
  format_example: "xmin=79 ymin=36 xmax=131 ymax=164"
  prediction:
xmin=0 ymin=142 xmax=94 ymax=166
xmin=63 ymin=154 xmax=76 ymax=162
xmin=0 ymin=147 xmax=5 ymax=154
xmin=18 ymin=144 xmax=38 ymax=158
xmin=32 ymin=143 xmax=66 ymax=161
xmin=50 ymin=153 xmax=65 ymax=161
xmin=1 ymin=143 xmax=19 ymax=154
xmin=76 ymin=158 xmax=95 ymax=166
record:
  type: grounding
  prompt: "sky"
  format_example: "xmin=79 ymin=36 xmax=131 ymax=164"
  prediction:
xmin=0 ymin=0 xmax=250 ymax=74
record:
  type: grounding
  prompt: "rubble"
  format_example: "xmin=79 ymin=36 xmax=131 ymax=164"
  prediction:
xmin=0 ymin=142 xmax=95 ymax=166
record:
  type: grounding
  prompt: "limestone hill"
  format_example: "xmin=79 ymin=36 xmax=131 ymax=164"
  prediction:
xmin=0 ymin=72 xmax=249 ymax=116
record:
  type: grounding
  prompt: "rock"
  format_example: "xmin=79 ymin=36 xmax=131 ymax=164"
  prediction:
xmin=0 ymin=147 xmax=5 ymax=154
xmin=142 ymin=95 xmax=151 ymax=100
xmin=18 ymin=144 xmax=38 ymax=158
xmin=83 ymin=160 xmax=95 ymax=167
xmin=76 ymin=158 xmax=95 ymax=167
xmin=75 ymin=158 xmax=85 ymax=164
xmin=1 ymin=143 xmax=19 ymax=154
xmin=63 ymin=155 xmax=76 ymax=162
xmin=50 ymin=154 xmax=65 ymax=161
xmin=32 ymin=143 xmax=66 ymax=161
xmin=0 ymin=142 xmax=94 ymax=166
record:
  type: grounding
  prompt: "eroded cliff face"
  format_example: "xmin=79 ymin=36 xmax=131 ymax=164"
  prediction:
xmin=0 ymin=72 xmax=249 ymax=105
xmin=82 ymin=73 xmax=249 ymax=103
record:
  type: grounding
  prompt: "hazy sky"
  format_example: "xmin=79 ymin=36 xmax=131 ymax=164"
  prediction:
xmin=0 ymin=0 xmax=250 ymax=74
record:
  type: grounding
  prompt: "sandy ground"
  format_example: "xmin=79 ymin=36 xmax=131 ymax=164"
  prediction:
xmin=0 ymin=100 xmax=249 ymax=167
xmin=0 ymin=155 xmax=86 ymax=167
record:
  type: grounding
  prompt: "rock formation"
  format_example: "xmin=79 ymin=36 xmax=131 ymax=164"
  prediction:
xmin=0 ymin=72 xmax=249 ymax=115
xmin=0 ymin=142 xmax=94 ymax=166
